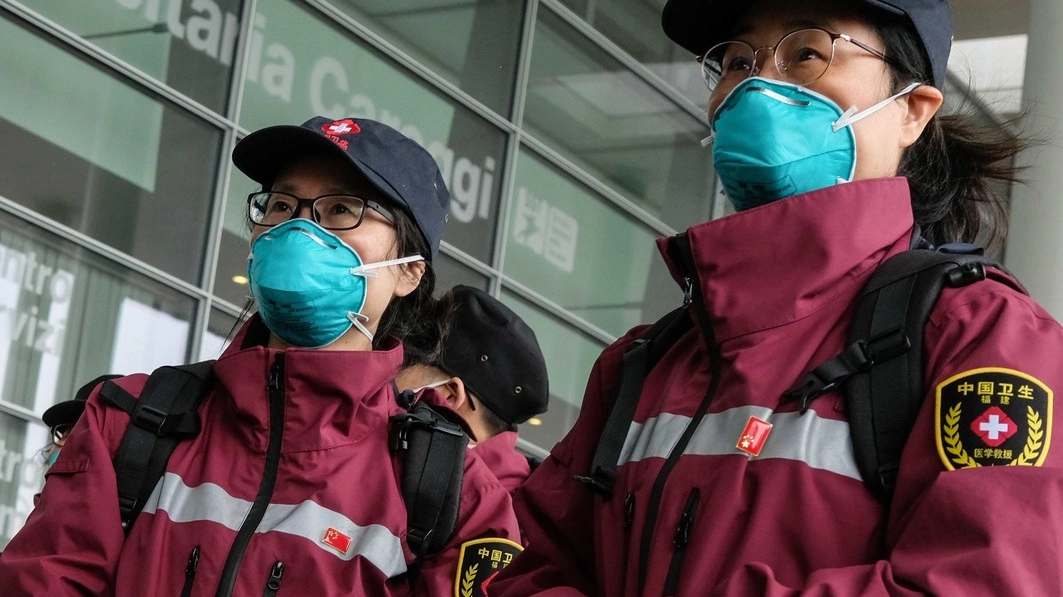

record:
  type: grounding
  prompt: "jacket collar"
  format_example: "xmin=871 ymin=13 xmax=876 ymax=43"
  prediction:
xmin=211 ymin=315 xmax=405 ymax=451
xmin=658 ymin=178 xmax=915 ymax=342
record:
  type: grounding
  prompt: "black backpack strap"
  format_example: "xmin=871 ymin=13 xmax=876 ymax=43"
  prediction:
xmin=390 ymin=393 xmax=468 ymax=565
xmin=845 ymin=249 xmax=1003 ymax=498
xmin=784 ymin=247 xmax=1007 ymax=499
xmin=101 ymin=360 xmax=214 ymax=533
xmin=575 ymin=305 xmax=693 ymax=498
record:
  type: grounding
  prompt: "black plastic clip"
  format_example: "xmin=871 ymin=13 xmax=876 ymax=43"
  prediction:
xmin=946 ymin=262 xmax=987 ymax=288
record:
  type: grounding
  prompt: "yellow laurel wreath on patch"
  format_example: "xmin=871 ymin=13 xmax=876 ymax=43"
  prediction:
xmin=943 ymin=403 xmax=980 ymax=468
xmin=460 ymin=563 xmax=479 ymax=597
xmin=1010 ymin=406 xmax=1044 ymax=466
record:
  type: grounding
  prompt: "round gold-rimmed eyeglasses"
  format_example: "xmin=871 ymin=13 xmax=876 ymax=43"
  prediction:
xmin=699 ymin=27 xmax=902 ymax=92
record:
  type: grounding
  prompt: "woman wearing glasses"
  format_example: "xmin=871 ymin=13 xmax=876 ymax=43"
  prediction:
xmin=493 ymin=0 xmax=1062 ymax=596
xmin=0 ymin=117 xmax=520 ymax=596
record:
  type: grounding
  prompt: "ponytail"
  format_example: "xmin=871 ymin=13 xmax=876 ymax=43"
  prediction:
xmin=900 ymin=111 xmax=1026 ymax=252
xmin=875 ymin=12 xmax=1030 ymax=253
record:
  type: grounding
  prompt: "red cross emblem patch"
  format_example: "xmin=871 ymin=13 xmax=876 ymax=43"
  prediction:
xmin=320 ymin=119 xmax=360 ymax=150
xmin=935 ymin=367 xmax=1053 ymax=470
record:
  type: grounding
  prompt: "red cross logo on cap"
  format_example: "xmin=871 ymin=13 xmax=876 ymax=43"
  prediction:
xmin=324 ymin=119 xmax=360 ymax=136
xmin=321 ymin=119 xmax=360 ymax=150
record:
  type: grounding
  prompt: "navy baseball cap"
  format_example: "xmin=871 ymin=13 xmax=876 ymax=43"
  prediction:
xmin=233 ymin=116 xmax=451 ymax=260
xmin=440 ymin=286 xmax=549 ymax=427
xmin=661 ymin=0 xmax=952 ymax=89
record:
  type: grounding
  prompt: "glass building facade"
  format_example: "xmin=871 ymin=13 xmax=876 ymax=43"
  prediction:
xmin=0 ymin=0 xmax=716 ymax=545
xmin=0 ymin=0 xmax=1009 ymax=547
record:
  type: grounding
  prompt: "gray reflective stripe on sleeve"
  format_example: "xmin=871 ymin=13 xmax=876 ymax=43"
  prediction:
xmin=142 ymin=472 xmax=407 ymax=576
xmin=618 ymin=405 xmax=861 ymax=481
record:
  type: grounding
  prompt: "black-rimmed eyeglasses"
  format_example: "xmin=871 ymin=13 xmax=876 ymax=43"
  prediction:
xmin=247 ymin=191 xmax=395 ymax=231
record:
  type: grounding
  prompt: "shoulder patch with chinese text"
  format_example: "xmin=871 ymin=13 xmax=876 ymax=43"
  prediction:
xmin=454 ymin=537 xmax=523 ymax=597
xmin=935 ymin=367 xmax=1053 ymax=470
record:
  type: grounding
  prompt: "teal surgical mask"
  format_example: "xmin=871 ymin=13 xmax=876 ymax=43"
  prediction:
xmin=247 ymin=219 xmax=423 ymax=348
xmin=709 ymin=77 xmax=919 ymax=211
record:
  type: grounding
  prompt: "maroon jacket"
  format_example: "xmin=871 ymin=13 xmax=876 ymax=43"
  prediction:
xmin=493 ymin=178 xmax=1063 ymax=596
xmin=474 ymin=431 xmax=531 ymax=495
xmin=0 ymin=317 xmax=520 ymax=596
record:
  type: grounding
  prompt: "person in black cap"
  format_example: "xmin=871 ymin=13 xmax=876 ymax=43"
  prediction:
xmin=0 ymin=117 xmax=520 ymax=596
xmin=39 ymin=398 xmax=83 ymax=467
xmin=397 ymin=285 xmax=549 ymax=494
xmin=493 ymin=1 xmax=1061 ymax=596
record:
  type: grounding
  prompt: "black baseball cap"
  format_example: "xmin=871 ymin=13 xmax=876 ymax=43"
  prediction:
xmin=439 ymin=286 xmax=549 ymax=427
xmin=42 ymin=399 xmax=84 ymax=429
xmin=661 ymin=0 xmax=952 ymax=88
xmin=233 ymin=116 xmax=451 ymax=260
xmin=41 ymin=373 xmax=119 ymax=428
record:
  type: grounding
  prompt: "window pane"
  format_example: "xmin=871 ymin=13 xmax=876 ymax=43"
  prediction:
xmin=433 ymin=253 xmax=489 ymax=293
xmin=505 ymin=150 xmax=682 ymax=338
xmin=325 ymin=0 xmax=524 ymax=115
xmin=555 ymin=0 xmax=707 ymax=108
xmin=0 ymin=413 xmax=48 ymax=550
xmin=20 ymin=0 xmax=241 ymax=111
xmin=0 ymin=18 xmax=222 ymax=285
xmin=524 ymin=8 xmax=714 ymax=230
xmin=238 ymin=0 xmax=505 ymax=262
xmin=200 ymin=307 xmax=242 ymax=361
xmin=0 ymin=210 xmax=195 ymax=420
xmin=500 ymin=290 xmax=605 ymax=449
xmin=214 ymin=169 xmax=255 ymax=308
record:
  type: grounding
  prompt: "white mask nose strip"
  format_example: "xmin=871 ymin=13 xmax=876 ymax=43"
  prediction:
xmin=749 ymin=86 xmax=811 ymax=106
xmin=832 ymin=82 xmax=920 ymax=132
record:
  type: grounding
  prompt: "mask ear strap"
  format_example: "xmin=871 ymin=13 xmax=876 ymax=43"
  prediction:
xmin=832 ymin=82 xmax=921 ymax=132
xmin=413 ymin=379 xmax=451 ymax=392
xmin=350 ymin=254 xmax=425 ymax=278
xmin=347 ymin=312 xmax=374 ymax=343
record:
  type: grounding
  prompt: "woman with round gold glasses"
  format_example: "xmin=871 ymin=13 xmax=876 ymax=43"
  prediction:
xmin=493 ymin=1 xmax=1062 ymax=596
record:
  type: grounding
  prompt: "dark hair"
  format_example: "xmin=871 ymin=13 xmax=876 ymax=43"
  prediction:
xmin=375 ymin=208 xmax=450 ymax=350
xmin=474 ymin=395 xmax=515 ymax=436
xmin=874 ymin=11 xmax=1029 ymax=253
xmin=400 ymin=289 xmax=455 ymax=368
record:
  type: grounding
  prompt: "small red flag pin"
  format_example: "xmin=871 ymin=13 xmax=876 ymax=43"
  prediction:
xmin=736 ymin=416 xmax=773 ymax=457
xmin=322 ymin=527 xmax=352 ymax=554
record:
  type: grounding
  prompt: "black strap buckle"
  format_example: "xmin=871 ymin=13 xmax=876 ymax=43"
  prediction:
xmin=574 ymin=467 xmax=616 ymax=498
xmin=132 ymin=405 xmax=168 ymax=434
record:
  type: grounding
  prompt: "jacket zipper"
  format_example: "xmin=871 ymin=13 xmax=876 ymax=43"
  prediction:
xmin=262 ymin=561 xmax=285 ymax=596
xmin=216 ymin=354 xmax=286 ymax=597
xmin=180 ymin=545 xmax=201 ymax=597
xmin=662 ymin=488 xmax=701 ymax=596
xmin=637 ymin=234 xmax=722 ymax=594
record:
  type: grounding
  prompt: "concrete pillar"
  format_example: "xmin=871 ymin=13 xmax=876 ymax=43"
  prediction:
xmin=1003 ymin=0 xmax=1063 ymax=319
